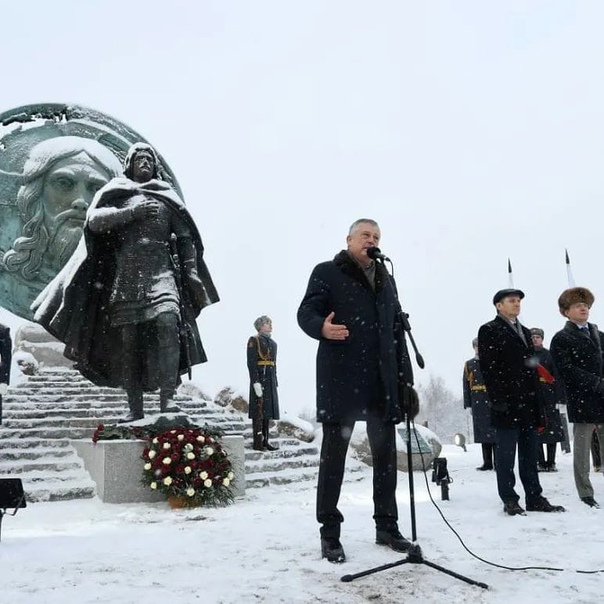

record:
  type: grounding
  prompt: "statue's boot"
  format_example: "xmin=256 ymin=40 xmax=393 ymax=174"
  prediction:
xmin=262 ymin=419 xmax=279 ymax=451
xmin=252 ymin=418 xmax=265 ymax=451
xmin=120 ymin=391 xmax=144 ymax=423
xmin=160 ymin=392 xmax=181 ymax=413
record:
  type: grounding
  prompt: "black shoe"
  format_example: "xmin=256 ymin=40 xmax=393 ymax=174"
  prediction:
xmin=376 ymin=529 xmax=412 ymax=552
xmin=547 ymin=463 xmax=558 ymax=472
xmin=263 ymin=442 xmax=279 ymax=451
xmin=252 ymin=443 xmax=266 ymax=451
xmin=526 ymin=496 xmax=565 ymax=512
xmin=537 ymin=464 xmax=547 ymax=473
xmin=321 ymin=537 xmax=346 ymax=563
xmin=503 ymin=500 xmax=526 ymax=516
xmin=119 ymin=412 xmax=144 ymax=423
xmin=476 ymin=463 xmax=493 ymax=471
xmin=581 ymin=497 xmax=600 ymax=508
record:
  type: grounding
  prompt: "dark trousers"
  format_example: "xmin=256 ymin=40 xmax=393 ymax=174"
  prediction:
xmin=495 ymin=426 xmax=542 ymax=504
xmin=317 ymin=417 xmax=398 ymax=539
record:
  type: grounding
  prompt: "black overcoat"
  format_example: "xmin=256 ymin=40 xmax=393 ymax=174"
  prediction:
xmin=0 ymin=323 xmax=11 ymax=425
xmin=463 ymin=357 xmax=496 ymax=443
xmin=549 ymin=321 xmax=604 ymax=424
xmin=0 ymin=324 xmax=10 ymax=385
xmin=247 ymin=334 xmax=280 ymax=420
xmin=478 ymin=316 xmax=545 ymax=429
xmin=297 ymin=250 xmax=413 ymax=424
xmin=534 ymin=346 xmax=565 ymax=444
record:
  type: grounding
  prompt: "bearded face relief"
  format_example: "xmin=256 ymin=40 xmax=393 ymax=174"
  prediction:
xmin=2 ymin=137 xmax=122 ymax=284
xmin=42 ymin=153 xmax=114 ymax=267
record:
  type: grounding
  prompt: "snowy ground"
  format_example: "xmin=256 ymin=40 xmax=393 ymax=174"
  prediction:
xmin=1 ymin=442 xmax=603 ymax=604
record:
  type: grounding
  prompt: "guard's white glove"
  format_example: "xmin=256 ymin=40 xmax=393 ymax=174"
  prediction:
xmin=253 ymin=382 xmax=263 ymax=397
xmin=0 ymin=383 xmax=7 ymax=396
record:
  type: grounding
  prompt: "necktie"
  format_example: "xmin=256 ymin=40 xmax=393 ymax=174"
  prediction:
xmin=581 ymin=326 xmax=591 ymax=338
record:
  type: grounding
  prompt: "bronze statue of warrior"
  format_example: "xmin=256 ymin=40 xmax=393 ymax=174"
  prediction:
xmin=247 ymin=315 xmax=280 ymax=451
xmin=32 ymin=143 xmax=219 ymax=422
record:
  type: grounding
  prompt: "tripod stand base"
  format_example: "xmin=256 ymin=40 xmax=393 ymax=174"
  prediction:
xmin=341 ymin=542 xmax=488 ymax=589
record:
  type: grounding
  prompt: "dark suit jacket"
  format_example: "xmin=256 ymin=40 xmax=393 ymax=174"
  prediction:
xmin=550 ymin=321 xmax=604 ymax=424
xmin=478 ymin=315 xmax=544 ymax=429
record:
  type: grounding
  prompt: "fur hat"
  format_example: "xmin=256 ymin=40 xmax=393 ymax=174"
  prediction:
xmin=530 ymin=328 xmax=544 ymax=339
xmin=558 ymin=287 xmax=595 ymax=316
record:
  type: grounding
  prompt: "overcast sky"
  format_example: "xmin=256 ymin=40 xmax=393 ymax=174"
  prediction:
xmin=2 ymin=1 xmax=604 ymax=414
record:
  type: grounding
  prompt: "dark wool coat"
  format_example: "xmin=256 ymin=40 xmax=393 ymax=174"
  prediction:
xmin=297 ymin=250 xmax=414 ymax=424
xmin=478 ymin=316 xmax=545 ymax=429
xmin=0 ymin=323 xmax=11 ymax=425
xmin=31 ymin=179 xmax=219 ymax=389
xmin=549 ymin=321 xmax=604 ymax=424
xmin=463 ymin=357 xmax=496 ymax=443
xmin=0 ymin=324 xmax=10 ymax=385
xmin=247 ymin=334 xmax=280 ymax=420
xmin=534 ymin=346 xmax=565 ymax=444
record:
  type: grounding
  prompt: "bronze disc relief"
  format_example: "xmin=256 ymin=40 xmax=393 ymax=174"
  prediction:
xmin=0 ymin=103 xmax=182 ymax=320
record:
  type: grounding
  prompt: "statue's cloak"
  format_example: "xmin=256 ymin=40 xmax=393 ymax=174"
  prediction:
xmin=32 ymin=178 xmax=219 ymax=389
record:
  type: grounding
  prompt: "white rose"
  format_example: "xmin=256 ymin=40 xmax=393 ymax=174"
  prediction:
xmin=163 ymin=443 xmax=171 ymax=450
xmin=144 ymin=463 xmax=152 ymax=471
xmin=199 ymin=471 xmax=208 ymax=480
xmin=150 ymin=482 xmax=157 ymax=489
xmin=186 ymin=452 xmax=195 ymax=460
xmin=148 ymin=451 xmax=156 ymax=459
xmin=196 ymin=436 xmax=205 ymax=443
xmin=162 ymin=457 xmax=172 ymax=465
xmin=184 ymin=466 xmax=192 ymax=474
xmin=163 ymin=476 xmax=173 ymax=486
xmin=223 ymin=478 xmax=230 ymax=487
xmin=184 ymin=443 xmax=193 ymax=451
xmin=177 ymin=434 xmax=185 ymax=441
xmin=205 ymin=447 xmax=214 ymax=456
xmin=204 ymin=479 xmax=212 ymax=488
xmin=152 ymin=438 xmax=159 ymax=444
xmin=186 ymin=488 xmax=195 ymax=497
xmin=227 ymin=472 xmax=234 ymax=480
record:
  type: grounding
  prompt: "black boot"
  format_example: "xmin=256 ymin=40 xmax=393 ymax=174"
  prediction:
xmin=252 ymin=418 xmax=265 ymax=451
xmin=263 ymin=420 xmax=279 ymax=451
xmin=120 ymin=390 xmax=144 ymax=423
xmin=476 ymin=443 xmax=494 ymax=470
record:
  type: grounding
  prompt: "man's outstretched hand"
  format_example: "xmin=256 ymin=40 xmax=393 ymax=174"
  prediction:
xmin=321 ymin=311 xmax=349 ymax=340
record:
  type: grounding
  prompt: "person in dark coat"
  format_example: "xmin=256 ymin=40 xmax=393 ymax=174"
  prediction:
xmin=463 ymin=337 xmax=497 ymax=470
xmin=0 ymin=322 xmax=11 ymax=425
xmin=530 ymin=328 xmax=566 ymax=472
xmin=247 ymin=315 xmax=280 ymax=452
xmin=32 ymin=143 xmax=219 ymax=422
xmin=549 ymin=287 xmax=604 ymax=508
xmin=478 ymin=289 xmax=565 ymax=516
xmin=297 ymin=218 xmax=417 ymax=564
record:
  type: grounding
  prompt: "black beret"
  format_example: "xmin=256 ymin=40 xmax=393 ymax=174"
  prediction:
xmin=493 ymin=289 xmax=525 ymax=305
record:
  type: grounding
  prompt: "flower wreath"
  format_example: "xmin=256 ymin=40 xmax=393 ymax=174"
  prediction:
xmin=142 ymin=426 xmax=234 ymax=507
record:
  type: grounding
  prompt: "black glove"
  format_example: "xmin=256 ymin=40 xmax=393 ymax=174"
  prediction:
xmin=400 ymin=383 xmax=420 ymax=419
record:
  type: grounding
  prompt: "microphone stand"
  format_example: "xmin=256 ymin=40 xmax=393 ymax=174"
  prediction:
xmin=341 ymin=256 xmax=488 ymax=590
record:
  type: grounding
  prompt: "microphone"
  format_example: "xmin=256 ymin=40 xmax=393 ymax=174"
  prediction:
xmin=367 ymin=247 xmax=390 ymax=262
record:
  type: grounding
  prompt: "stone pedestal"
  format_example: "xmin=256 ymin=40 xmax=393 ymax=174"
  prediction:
xmin=73 ymin=434 xmax=246 ymax=504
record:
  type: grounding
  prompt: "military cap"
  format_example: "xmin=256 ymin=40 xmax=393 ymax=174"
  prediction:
xmin=493 ymin=288 xmax=525 ymax=305
xmin=530 ymin=328 xmax=544 ymax=339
